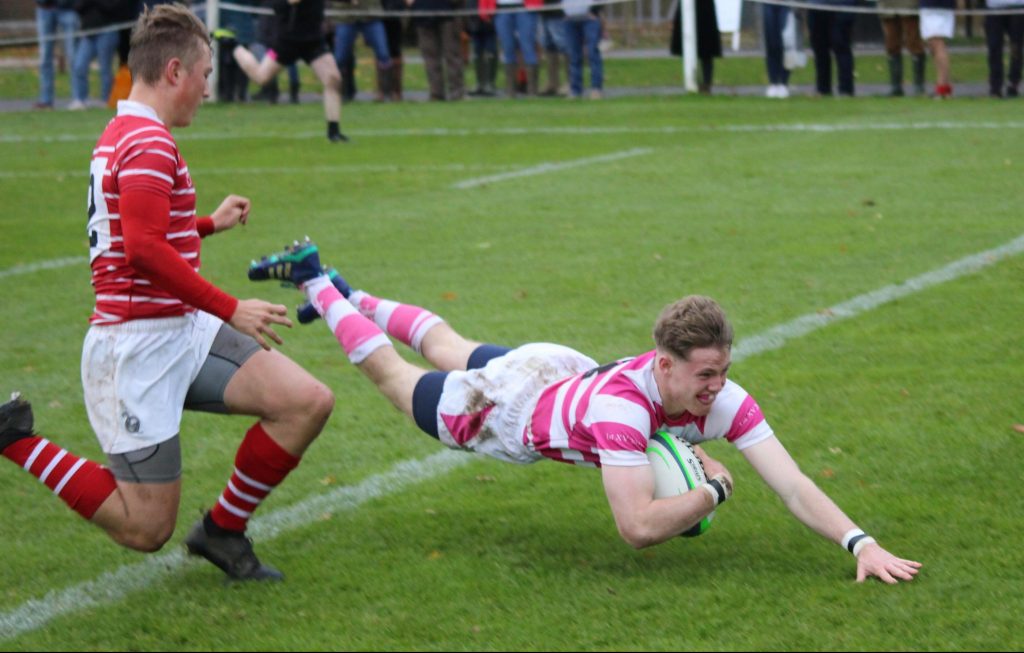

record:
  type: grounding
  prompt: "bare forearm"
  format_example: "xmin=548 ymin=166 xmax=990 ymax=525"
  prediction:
xmin=781 ymin=474 xmax=857 ymax=544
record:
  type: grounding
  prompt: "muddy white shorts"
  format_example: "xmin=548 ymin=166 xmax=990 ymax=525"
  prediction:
xmin=81 ymin=311 xmax=221 ymax=454
xmin=434 ymin=343 xmax=598 ymax=464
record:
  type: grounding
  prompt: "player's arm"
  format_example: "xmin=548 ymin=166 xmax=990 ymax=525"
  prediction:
xmin=601 ymin=452 xmax=728 ymax=549
xmin=741 ymin=436 xmax=922 ymax=583
xmin=119 ymin=188 xmax=291 ymax=349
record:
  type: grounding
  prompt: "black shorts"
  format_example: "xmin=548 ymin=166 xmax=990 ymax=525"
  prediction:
xmin=273 ymin=37 xmax=330 ymax=66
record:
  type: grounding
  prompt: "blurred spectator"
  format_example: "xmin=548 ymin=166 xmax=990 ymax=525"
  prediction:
xmin=466 ymin=0 xmax=499 ymax=96
xmin=919 ymin=0 xmax=954 ymax=97
xmin=70 ymin=0 xmax=134 ymax=110
xmin=563 ymin=0 xmax=603 ymax=98
xmin=984 ymin=0 xmax=1024 ymax=97
xmin=106 ymin=0 xmax=139 ymax=108
xmin=218 ymin=0 xmax=258 ymax=102
xmin=877 ymin=0 xmax=926 ymax=96
xmin=333 ymin=0 xmax=393 ymax=101
xmin=806 ymin=0 xmax=856 ymax=96
xmin=226 ymin=0 xmax=347 ymax=142
xmin=34 ymin=0 xmax=80 ymax=109
xmin=250 ymin=0 xmax=302 ymax=104
xmin=380 ymin=0 xmax=406 ymax=100
xmin=761 ymin=1 xmax=791 ymax=97
xmin=481 ymin=0 xmax=542 ymax=96
xmin=538 ymin=0 xmax=567 ymax=96
xmin=669 ymin=0 xmax=721 ymax=95
xmin=407 ymin=0 xmax=464 ymax=100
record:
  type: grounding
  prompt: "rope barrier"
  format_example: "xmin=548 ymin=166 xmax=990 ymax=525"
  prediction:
xmin=3 ymin=0 xmax=1024 ymax=49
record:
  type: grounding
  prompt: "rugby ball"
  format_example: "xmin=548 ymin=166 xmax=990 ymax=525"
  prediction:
xmin=646 ymin=430 xmax=714 ymax=537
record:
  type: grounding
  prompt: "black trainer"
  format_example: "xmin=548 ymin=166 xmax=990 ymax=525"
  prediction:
xmin=247 ymin=237 xmax=322 ymax=287
xmin=0 ymin=392 xmax=34 ymax=453
xmin=184 ymin=513 xmax=284 ymax=582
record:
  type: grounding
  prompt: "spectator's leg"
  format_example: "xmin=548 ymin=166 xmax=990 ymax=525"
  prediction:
xmin=807 ymin=10 xmax=832 ymax=95
xmin=985 ymin=14 xmax=1005 ymax=96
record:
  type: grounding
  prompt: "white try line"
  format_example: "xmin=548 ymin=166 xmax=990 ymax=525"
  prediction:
xmin=452 ymin=148 xmax=653 ymax=189
xmin=2 ymin=230 xmax=1024 ymax=641
xmin=5 ymin=121 xmax=1024 ymax=145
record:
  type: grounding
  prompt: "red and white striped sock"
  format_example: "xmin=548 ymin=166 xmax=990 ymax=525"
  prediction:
xmin=2 ymin=436 xmax=117 ymax=519
xmin=210 ymin=422 xmax=300 ymax=533
xmin=347 ymin=288 xmax=444 ymax=354
xmin=306 ymin=276 xmax=392 ymax=364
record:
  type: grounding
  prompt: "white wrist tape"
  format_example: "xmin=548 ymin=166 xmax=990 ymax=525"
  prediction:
xmin=841 ymin=528 xmax=876 ymax=556
xmin=700 ymin=475 xmax=732 ymax=506
xmin=853 ymin=536 xmax=877 ymax=556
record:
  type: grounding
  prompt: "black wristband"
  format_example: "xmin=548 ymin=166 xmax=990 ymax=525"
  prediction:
xmin=846 ymin=533 xmax=869 ymax=555
xmin=707 ymin=478 xmax=727 ymax=505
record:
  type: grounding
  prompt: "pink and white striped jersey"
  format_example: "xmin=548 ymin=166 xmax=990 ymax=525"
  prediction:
xmin=525 ymin=350 xmax=774 ymax=467
xmin=87 ymin=101 xmax=201 ymax=325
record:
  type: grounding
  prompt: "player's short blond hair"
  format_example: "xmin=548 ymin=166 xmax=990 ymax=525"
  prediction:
xmin=653 ymin=295 xmax=734 ymax=360
xmin=128 ymin=3 xmax=210 ymax=85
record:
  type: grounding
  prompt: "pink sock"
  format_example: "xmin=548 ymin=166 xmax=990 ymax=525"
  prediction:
xmin=347 ymin=290 xmax=443 ymax=354
xmin=306 ymin=277 xmax=392 ymax=364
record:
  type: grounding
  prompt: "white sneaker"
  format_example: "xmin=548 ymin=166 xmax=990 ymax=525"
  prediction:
xmin=765 ymin=85 xmax=779 ymax=98
xmin=776 ymin=85 xmax=790 ymax=99
xmin=67 ymin=99 xmax=86 ymax=111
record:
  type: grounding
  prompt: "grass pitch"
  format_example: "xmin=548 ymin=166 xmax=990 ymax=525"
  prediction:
xmin=1 ymin=93 xmax=1022 ymax=651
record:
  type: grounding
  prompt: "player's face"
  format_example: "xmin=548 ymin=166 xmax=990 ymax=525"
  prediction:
xmin=658 ymin=346 xmax=731 ymax=418
xmin=174 ymin=42 xmax=212 ymax=127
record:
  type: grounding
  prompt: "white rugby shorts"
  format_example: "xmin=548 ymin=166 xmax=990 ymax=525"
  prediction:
xmin=920 ymin=9 xmax=955 ymax=39
xmin=81 ymin=311 xmax=222 ymax=454
xmin=435 ymin=343 xmax=597 ymax=464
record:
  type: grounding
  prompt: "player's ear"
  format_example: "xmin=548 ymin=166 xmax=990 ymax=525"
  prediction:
xmin=655 ymin=350 xmax=673 ymax=374
xmin=164 ymin=57 xmax=184 ymax=85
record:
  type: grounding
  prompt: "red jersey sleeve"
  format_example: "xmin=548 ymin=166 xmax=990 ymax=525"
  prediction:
xmin=119 ymin=190 xmax=238 ymax=322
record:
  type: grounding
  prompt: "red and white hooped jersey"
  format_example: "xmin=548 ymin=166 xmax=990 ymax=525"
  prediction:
xmin=525 ymin=350 xmax=775 ymax=467
xmin=87 ymin=101 xmax=201 ymax=325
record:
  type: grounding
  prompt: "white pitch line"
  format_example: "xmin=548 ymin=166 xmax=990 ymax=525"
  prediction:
xmin=0 ymin=256 xmax=86 ymax=280
xmin=732 ymin=231 xmax=1024 ymax=361
xmin=452 ymin=147 xmax=653 ymax=189
xmin=0 ymin=163 xmax=520 ymax=180
xmin=0 ymin=450 xmax=472 ymax=641
xmin=2 ymin=230 xmax=1023 ymax=641
xmin=5 ymin=121 xmax=1024 ymax=145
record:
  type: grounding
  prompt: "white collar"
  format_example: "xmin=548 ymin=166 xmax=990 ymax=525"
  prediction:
xmin=116 ymin=100 xmax=164 ymax=124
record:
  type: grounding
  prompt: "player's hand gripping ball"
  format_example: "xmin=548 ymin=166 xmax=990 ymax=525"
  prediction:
xmin=646 ymin=430 xmax=714 ymax=537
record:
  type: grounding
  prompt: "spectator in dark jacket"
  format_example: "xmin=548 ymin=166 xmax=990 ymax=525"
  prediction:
xmin=70 ymin=0 xmax=134 ymax=109
xmin=805 ymin=0 xmax=857 ymax=96
xmin=407 ymin=0 xmax=464 ymax=100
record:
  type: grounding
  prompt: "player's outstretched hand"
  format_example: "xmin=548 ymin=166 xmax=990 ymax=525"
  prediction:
xmin=210 ymin=194 xmax=252 ymax=232
xmin=230 ymin=299 xmax=293 ymax=350
xmin=856 ymin=543 xmax=922 ymax=584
